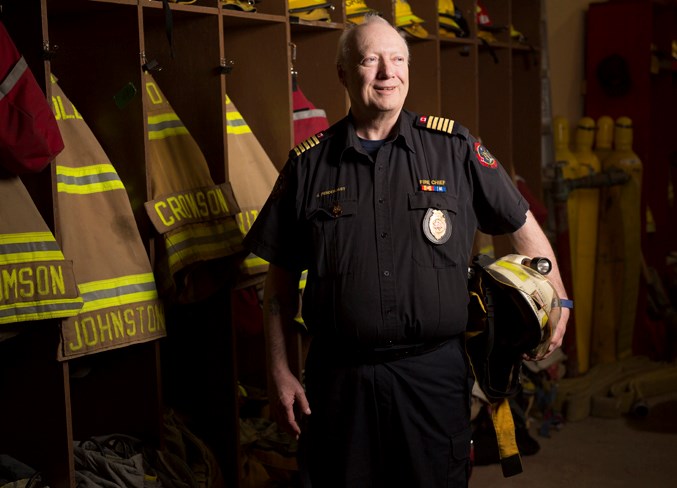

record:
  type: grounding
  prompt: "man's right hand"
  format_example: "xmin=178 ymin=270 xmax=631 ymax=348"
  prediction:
xmin=270 ymin=367 xmax=311 ymax=439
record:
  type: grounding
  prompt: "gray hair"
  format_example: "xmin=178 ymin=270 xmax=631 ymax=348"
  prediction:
xmin=335 ymin=14 xmax=409 ymax=69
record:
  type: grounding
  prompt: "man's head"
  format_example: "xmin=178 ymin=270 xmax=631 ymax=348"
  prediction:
xmin=336 ymin=15 xmax=409 ymax=122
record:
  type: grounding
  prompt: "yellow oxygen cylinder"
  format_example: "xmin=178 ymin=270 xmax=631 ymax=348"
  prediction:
xmin=592 ymin=115 xmax=623 ymax=366
xmin=553 ymin=116 xmax=581 ymax=280
xmin=572 ymin=117 xmax=601 ymax=374
xmin=606 ymin=116 xmax=643 ymax=360
xmin=594 ymin=115 xmax=614 ymax=165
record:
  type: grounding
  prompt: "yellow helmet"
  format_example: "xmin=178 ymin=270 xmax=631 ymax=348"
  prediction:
xmin=438 ymin=0 xmax=455 ymax=16
xmin=222 ymin=0 xmax=257 ymax=12
xmin=345 ymin=0 xmax=378 ymax=25
xmin=510 ymin=24 xmax=527 ymax=44
xmin=439 ymin=17 xmax=461 ymax=38
xmin=289 ymin=0 xmax=334 ymax=22
xmin=438 ymin=0 xmax=469 ymax=39
xmin=394 ymin=0 xmax=425 ymax=27
xmin=401 ymin=23 xmax=429 ymax=39
xmin=477 ymin=30 xmax=497 ymax=44
xmin=395 ymin=0 xmax=427 ymax=39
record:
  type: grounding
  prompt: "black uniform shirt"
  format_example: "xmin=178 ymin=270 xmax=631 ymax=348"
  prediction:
xmin=243 ymin=109 xmax=528 ymax=347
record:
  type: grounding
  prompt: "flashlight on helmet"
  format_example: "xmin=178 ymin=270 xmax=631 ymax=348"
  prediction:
xmin=521 ymin=256 xmax=552 ymax=275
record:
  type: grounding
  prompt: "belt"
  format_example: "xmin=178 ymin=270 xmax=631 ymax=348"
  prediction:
xmin=348 ymin=340 xmax=451 ymax=364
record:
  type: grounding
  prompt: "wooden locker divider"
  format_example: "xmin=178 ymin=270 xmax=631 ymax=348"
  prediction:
xmin=290 ymin=24 xmax=347 ymax=126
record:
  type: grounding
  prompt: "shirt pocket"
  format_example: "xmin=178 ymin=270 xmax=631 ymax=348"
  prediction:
xmin=408 ymin=192 xmax=459 ymax=269
xmin=305 ymin=199 xmax=358 ymax=277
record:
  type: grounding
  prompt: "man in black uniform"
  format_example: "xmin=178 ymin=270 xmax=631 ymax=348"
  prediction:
xmin=243 ymin=14 xmax=569 ymax=488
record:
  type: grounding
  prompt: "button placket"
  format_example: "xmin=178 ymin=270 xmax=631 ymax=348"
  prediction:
xmin=373 ymin=142 xmax=398 ymax=339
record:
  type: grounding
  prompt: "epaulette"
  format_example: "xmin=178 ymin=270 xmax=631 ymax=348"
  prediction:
xmin=290 ymin=130 xmax=330 ymax=158
xmin=414 ymin=115 xmax=469 ymax=138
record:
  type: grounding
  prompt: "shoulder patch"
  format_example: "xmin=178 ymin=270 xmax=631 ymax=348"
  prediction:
xmin=290 ymin=130 xmax=329 ymax=158
xmin=415 ymin=115 xmax=468 ymax=138
xmin=474 ymin=141 xmax=498 ymax=168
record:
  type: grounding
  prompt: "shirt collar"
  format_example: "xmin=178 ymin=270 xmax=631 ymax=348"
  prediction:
xmin=339 ymin=110 xmax=417 ymax=163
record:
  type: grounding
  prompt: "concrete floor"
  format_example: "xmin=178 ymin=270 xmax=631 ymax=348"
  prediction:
xmin=470 ymin=392 xmax=677 ymax=487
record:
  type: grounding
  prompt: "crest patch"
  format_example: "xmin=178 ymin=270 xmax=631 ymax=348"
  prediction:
xmin=474 ymin=142 xmax=497 ymax=168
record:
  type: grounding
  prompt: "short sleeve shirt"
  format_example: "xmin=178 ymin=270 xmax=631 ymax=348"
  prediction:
xmin=243 ymin=110 xmax=528 ymax=347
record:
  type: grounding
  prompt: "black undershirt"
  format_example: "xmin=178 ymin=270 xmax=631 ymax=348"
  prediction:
xmin=359 ymin=137 xmax=386 ymax=158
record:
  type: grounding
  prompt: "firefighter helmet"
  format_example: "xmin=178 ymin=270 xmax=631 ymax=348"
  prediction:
xmin=222 ymin=0 xmax=257 ymax=12
xmin=345 ymin=0 xmax=378 ymax=25
xmin=438 ymin=0 xmax=469 ymax=39
xmin=289 ymin=0 xmax=334 ymax=22
xmin=395 ymin=0 xmax=428 ymax=39
xmin=483 ymin=254 xmax=561 ymax=356
xmin=510 ymin=24 xmax=527 ymax=44
xmin=467 ymin=254 xmax=564 ymax=402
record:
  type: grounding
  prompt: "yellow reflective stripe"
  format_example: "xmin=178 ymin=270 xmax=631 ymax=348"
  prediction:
xmin=0 ymin=233 xmax=66 ymax=264
xmin=0 ymin=232 xmax=56 ymax=245
xmin=148 ymin=113 xmax=180 ymax=124
xmin=148 ymin=126 xmax=189 ymax=140
xmin=147 ymin=113 xmax=189 ymax=140
xmin=226 ymin=112 xmax=245 ymax=121
xmin=56 ymin=163 xmax=125 ymax=195
xmin=165 ymin=221 xmax=242 ymax=270
xmin=1 ymin=251 xmax=65 ymax=264
xmin=77 ymin=273 xmax=159 ymax=313
xmin=0 ymin=298 xmax=82 ymax=310
xmin=0 ymin=297 xmax=84 ymax=325
xmin=81 ymin=290 xmax=159 ymax=313
xmin=56 ymin=163 xmax=116 ymax=177
xmin=77 ymin=273 xmax=157 ymax=293
xmin=167 ymin=241 xmax=238 ymax=269
xmin=165 ymin=221 xmax=238 ymax=246
xmin=57 ymin=180 xmax=125 ymax=195
xmin=226 ymin=124 xmax=252 ymax=135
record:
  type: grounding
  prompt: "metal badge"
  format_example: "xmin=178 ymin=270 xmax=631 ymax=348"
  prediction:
xmin=422 ymin=208 xmax=451 ymax=244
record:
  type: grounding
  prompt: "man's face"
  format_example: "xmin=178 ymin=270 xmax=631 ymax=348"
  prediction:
xmin=339 ymin=22 xmax=409 ymax=119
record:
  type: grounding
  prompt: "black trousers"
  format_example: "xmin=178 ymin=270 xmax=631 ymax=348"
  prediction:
xmin=298 ymin=336 xmax=473 ymax=488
